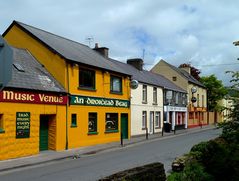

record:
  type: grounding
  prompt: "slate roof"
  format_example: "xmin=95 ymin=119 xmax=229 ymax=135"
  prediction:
xmin=6 ymin=47 xmax=66 ymax=93
xmin=4 ymin=21 xmax=130 ymax=76
xmin=160 ymin=60 xmax=205 ymax=88
xmin=109 ymin=59 xmax=186 ymax=93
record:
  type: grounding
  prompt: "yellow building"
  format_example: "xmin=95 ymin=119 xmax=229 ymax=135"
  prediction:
xmin=0 ymin=46 xmax=67 ymax=160
xmin=3 ymin=21 xmax=131 ymax=150
xmin=151 ymin=60 xmax=207 ymax=128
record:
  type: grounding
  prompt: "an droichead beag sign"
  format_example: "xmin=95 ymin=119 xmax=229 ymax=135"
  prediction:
xmin=70 ymin=95 xmax=130 ymax=108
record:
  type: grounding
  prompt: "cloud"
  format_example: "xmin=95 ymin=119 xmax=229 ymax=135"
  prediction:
xmin=0 ymin=0 xmax=239 ymax=86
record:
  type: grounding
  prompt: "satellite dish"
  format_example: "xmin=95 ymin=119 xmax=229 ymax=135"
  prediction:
xmin=130 ymin=80 xmax=139 ymax=89
xmin=0 ymin=36 xmax=13 ymax=90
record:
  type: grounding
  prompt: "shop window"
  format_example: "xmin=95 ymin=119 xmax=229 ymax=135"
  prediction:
xmin=79 ymin=68 xmax=95 ymax=90
xmin=142 ymin=111 xmax=147 ymax=129
xmin=105 ymin=113 xmax=118 ymax=132
xmin=110 ymin=75 xmax=122 ymax=94
xmin=153 ymin=87 xmax=157 ymax=104
xmin=88 ymin=113 xmax=97 ymax=134
xmin=0 ymin=114 xmax=4 ymax=133
xmin=189 ymin=112 xmax=194 ymax=119
xmin=142 ymin=85 xmax=147 ymax=103
xmin=71 ymin=114 xmax=77 ymax=127
xmin=155 ymin=112 xmax=161 ymax=128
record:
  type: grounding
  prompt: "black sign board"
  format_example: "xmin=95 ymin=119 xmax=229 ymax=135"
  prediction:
xmin=16 ymin=112 xmax=30 ymax=138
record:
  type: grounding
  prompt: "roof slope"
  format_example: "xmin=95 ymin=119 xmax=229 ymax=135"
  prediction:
xmin=109 ymin=59 xmax=186 ymax=93
xmin=5 ymin=21 xmax=129 ymax=76
xmin=6 ymin=47 xmax=66 ymax=93
xmin=159 ymin=59 xmax=205 ymax=88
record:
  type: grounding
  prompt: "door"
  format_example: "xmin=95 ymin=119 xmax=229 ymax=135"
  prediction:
xmin=149 ymin=111 xmax=154 ymax=134
xmin=40 ymin=115 xmax=49 ymax=151
xmin=120 ymin=114 xmax=128 ymax=139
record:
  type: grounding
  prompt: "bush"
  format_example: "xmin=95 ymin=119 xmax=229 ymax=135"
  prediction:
xmin=168 ymin=160 xmax=213 ymax=181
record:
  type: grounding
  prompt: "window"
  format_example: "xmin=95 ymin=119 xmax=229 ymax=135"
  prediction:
xmin=105 ymin=113 xmax=118 ymax=132
xmin=197 ymin=94 xmax=200 ymax=107
xmin=79 ymin=68 xmax=95 ymax=89
xmin=0 ymin=114 xmax=4 ymax=133
xmin=202 ymin=95 xmax=204 ymax=107
xmin=110 ymin=75 xmax=122 ymax=93
xmin=153 ymin=87 xmax=157 ymax=104
xmin=175 ymin=92 xmax=179 ymax=105
xmin=189 ymin=112 xmax=193 ymax=119
xmin=172 ymin=76 xmax=177 ymax=81
xmin=71 ymin=114 xmax=77 ymax=127
xmin=88 ymin=113 xmax=97 ymax=134
xmin=142 ymin=85 xmax=147 ymax=103
xmin=182 ymin=94 xmax=186 ymax=105
xmin=155 ymin=112 xmax=161 ymax=128
xmin=142 ymin=111 xmax=147 ymax=129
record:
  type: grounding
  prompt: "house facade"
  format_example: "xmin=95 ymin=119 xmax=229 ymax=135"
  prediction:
xmin=151 ymin=59 xmax=207 ymax=128
xmin=0 ymin=45 xmax=67 ymax=160
xmin=3 ymin=21 xmax=131 ymax=150
xmin=112 ymin=58 xmax=187 ymax=135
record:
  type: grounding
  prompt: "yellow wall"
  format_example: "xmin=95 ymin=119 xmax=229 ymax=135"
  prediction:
xmin=0 ymin=102 xmax=66 ymax=160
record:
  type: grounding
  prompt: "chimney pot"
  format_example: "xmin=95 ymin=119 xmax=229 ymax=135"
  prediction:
xmin=127 ymin=58 xmax=144 ymax=71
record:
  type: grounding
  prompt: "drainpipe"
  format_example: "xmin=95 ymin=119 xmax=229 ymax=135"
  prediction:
xmin=65 ymin=62 xmax=70 ymax=150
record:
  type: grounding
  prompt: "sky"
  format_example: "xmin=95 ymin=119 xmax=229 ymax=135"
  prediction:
xmin=1 ymin=0 xmax=239 ymax=86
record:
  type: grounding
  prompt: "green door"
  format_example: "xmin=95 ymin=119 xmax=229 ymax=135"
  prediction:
xmin=40 ymin=116 xmax=49 ymax=151
xmin=121 ymin=114 xmax=128 ymax=139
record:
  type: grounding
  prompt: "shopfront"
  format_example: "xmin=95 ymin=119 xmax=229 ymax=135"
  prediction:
xmin=0 ymin=90 xmax=67 ymax=160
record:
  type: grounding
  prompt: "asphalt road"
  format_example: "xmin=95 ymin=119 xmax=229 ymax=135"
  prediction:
xmin=0 ymin=128 xmax=221 ymax=181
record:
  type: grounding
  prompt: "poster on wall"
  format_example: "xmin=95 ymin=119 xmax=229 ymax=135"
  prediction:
xmin=16 ymin=112 xmax=30 ymax=138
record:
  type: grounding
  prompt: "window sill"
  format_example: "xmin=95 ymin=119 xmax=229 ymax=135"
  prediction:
xmin=110 ymin=91 xmax=123 ymax=95
xmin=0 ymin=129 xmax=5 ymax=133
xmin=142 ymin=128 xmax=146 ymax=130
xmin=105 ymin=130 xmax=119 ymax=133
xmin=142 ymin=102 xmax=148 ymax=104
xmin=71 ymin=125 xmax=77 ymax=128
xmin=78 ymin=87 xmax=96 ymax=92
xmin=155 ymin=127 xmax=161 ymax=129
xmin=152 ymin=103 xmax=158 ymax=105
xmin=88 ymin=131 xmax=98 ymax=135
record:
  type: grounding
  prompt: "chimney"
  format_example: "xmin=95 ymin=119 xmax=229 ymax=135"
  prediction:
xmin=127 ymin=58 xmax=144 ymax=71
xmin=180 ymin=66 xmax=191 ymax=74
xmin=179 ymin=64 xmax=191 ymax=74
xmin=93 ymin=43 xmax=109 ymax=58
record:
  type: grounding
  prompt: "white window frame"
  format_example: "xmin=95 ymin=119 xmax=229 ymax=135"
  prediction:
xmin=142 ymin=85 xmax=147 ymax=103
xmin=142 ymin=111 xmax=147 ymax=129
xmin=155 ymin=112 xmax=161 ymax=128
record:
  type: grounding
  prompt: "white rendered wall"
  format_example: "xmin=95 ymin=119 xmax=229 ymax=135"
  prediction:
xmin=130 ymin=83 xmax=163 ymax=136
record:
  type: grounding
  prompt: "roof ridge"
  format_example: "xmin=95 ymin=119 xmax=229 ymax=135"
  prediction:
xmin=14 ymin=20 xmax=89 ymax=48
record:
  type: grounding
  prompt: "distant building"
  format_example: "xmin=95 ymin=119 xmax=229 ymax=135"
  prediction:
xmin=151 ymin=59 xmax=207 ymax=128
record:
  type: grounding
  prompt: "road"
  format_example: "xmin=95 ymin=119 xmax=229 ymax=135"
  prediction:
xmin=0 ymin=128 xmax=221 ymax=181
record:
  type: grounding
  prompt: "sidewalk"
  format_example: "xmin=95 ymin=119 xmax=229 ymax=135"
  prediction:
xmin=0 ymin=125 xmax=216 ymax=172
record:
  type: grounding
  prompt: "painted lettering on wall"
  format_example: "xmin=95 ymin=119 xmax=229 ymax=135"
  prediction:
xmin=70 ymin=95 xmax=130 ymax=108
xmin=16 ymin=112 xmax=30 ymax=138
xmin=0 ymin=90 xmax=67 ymax=105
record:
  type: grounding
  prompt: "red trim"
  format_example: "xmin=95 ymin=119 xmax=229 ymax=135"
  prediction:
xmin=0 ymin=90 xmax=67 ymax=105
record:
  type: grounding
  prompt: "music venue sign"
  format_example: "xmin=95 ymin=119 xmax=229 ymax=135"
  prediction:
xmin=0 ymin=90 xmax=67 ymax=105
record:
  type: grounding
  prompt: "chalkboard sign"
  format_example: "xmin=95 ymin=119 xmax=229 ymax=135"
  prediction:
xmin=16 ymin=112 xmax=30 ymax=138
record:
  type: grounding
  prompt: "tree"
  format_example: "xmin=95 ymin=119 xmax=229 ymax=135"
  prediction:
xmin=200 ymin=75 xmax=228 ymax=111
xmin=179 ymin=63 xmax=201 ymax=81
